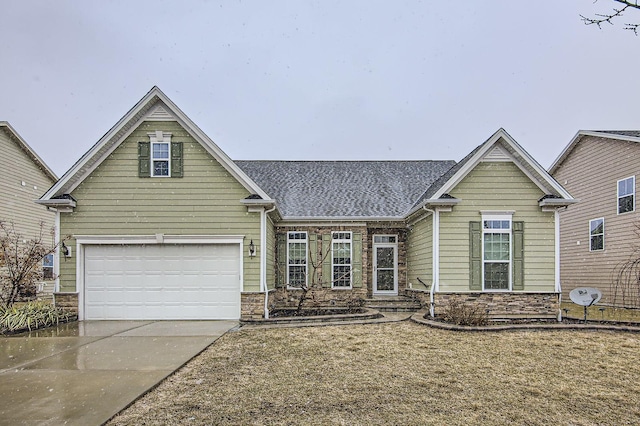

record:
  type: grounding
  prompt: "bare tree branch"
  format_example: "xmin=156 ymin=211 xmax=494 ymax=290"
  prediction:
xmin=581 ymin=0 xmax=640 ymax=35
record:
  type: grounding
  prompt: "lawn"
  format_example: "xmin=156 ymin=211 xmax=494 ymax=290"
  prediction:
xmin=108 ymin=321 xmax=640 ymax=425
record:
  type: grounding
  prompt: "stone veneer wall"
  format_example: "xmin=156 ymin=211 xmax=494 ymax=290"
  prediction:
xmin=241 ymin=292 xmax=267 ymax=320
xmin=269 ymin=286 xmax=368 ymax=311
xmin=404 ymin=289 xmax=560 ymax=319
xmin=54 ymin=292 xmax=79 ymax=316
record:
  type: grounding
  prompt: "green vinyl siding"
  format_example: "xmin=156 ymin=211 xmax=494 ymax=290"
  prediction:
xmin=439 ymin=161 xmax=555 ymax=292
xmin=407 ymin=214 xmax=433 ymax=290
xmin=58 ymin=121 xmax=261 ymax=292
xmin=266 ymin=216 xmax=276 ymax=289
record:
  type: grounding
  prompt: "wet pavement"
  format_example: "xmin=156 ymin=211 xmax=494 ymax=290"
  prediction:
xmin=0 ymin=320 xmax=238 ymax=426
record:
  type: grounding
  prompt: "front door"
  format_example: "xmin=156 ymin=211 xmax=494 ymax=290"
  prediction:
xmin=373 ymin=235 xmax=398 ymax=295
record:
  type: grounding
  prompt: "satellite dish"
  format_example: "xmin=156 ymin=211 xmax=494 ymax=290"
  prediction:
xmin=569 ymin=287 xmax=602 ymax=307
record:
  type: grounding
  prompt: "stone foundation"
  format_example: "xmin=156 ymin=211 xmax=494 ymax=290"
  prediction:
xmin=404 ymin=289 xmax=560 ymax=319
xmin=54 ymin=292 xmax=79 ymax=316
xmin=241 ymin=292 xmax=268 ymax=320
xmin=269 ymin=286 xmax=368 ymax=311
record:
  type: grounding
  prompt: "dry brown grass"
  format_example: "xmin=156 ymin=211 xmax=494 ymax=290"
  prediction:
xmin=562 ymin=301 xmax=640 ymax=323
xmin=109 ymin=322 xmax=640 ymax=425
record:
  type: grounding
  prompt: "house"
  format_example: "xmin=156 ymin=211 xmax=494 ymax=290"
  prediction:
xmin=1 ymin=122 xmax=58 ymax=298
xmin=37 ymin=87 xmax=575 ymax=321
xmin=550 ymin=131 xmax=640 ymax=308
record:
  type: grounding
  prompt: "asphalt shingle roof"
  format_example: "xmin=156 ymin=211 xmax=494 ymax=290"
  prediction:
xmin=593 ymin=130 xmax=640 ymax=138
xmin=236 ymin=160 xmax=456 ymax=218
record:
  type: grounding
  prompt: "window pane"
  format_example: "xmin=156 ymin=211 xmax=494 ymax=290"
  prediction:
xmin=484 ymin=263 xmax=509 ymax=289
xmin=153 ymin=143 xmax=169 ymax=159
xmin=289 ymin=242 xmax=306 ymax=263
xmin=590 ymin=219 xmax=603 ymax=235
xmin=484 ymin=233 xmax=510 ymax=261
xmin=619 ymin=195 xmax=634 ymax=214
xmin=43 ymin=254 xmax=54 ymax=268
xmin=333 ymin=265 xmax=351 ymax=287
xmin=333 ymin=242 xmax=351 ymax=264
xmin=154 ymin=160 xmax=169 ymax=176
xmin=289 ymin=266 xmax=306 ymax=286
xmin=590 ymin=235 xmax=604 ymax=251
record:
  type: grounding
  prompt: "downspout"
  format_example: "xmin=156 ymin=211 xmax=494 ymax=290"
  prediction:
xmin=555 ymin=207 xmax=566 ymax=321
xmin=261 ymin=205 xmax=277 ymax=319
xmin=54 ymin=209 xmax=61 ymax=294
xmin=423 ymin=205 xmax=438 ymax=318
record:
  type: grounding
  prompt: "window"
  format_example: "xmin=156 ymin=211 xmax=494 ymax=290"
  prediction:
xmin=139 ymin=131 xmax=183 ymax=178
xmin=152 ymin=142 xmax=170 ymax=176
xmin=482 ymin=216 xmax=511 ymax=290
xmin=287 ymin=232 xmax=307 ymax=286
xmin=332 ymin=231 xmax=352 ymax=288
xmin=373 ymin=235 xmax=396 ymax=244
xmin=42 ymin=253 xmax=54 ymax=280
xmin=618 ymin=176 xmax=635 ymax=214
xmin=590 ymin=218 xmax=604 ymax=251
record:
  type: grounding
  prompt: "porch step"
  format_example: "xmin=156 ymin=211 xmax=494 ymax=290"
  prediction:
xmin=364 ymin=296 xmax=422 ymax=312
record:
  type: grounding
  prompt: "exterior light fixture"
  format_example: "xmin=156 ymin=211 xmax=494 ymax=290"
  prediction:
xmin=249 ymin=239 xmax=256 ymax=257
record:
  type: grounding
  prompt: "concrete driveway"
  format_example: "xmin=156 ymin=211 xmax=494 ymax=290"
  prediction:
xmin=0 ymin=320 xmax=238 ymax=426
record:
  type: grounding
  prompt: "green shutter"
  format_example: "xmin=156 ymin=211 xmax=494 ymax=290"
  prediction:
xmin=512 ymin=221 xmax=524 ymax=291
xmin=322 ymin=233 xmax=332 ymax=288
xmin=308 ymin=233 xmax=317 ymax=286
xmin=469 ymin=221 xmax=482 ymax=290
xmin=352 ymin=232 xmax=363 ymax=288
xmin=276 ymin=233 xmax=286 ymax=287
xmin=138 ymin=142 xmax=150 ymax=178
xmin=171 ymin=142 xmax=183 ymax=178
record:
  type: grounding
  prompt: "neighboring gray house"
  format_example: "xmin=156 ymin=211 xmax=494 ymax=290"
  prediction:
xmin=550 ymin=131 xmax=640 ymax=307
xmin=37 ymin=87 xmax=575 ymax=321
xmin=0 ymin=121 xmax=58 ymax=293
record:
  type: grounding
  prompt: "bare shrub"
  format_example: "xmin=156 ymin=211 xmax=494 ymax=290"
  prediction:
xmin=441 ymin=298 xmax=489 ymax=326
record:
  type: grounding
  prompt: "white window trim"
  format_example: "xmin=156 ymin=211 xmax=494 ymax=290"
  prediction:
xmin=331 ymin=231 xmax=352 ymax=289
xmin=481 ymin=214 xmax=512 ymax=292
xmin=617 ymin=176 xmax=635 ymax=215
xmin=589 ymin=218 xmax=605 ymax=252
xmin=148 ymin=131 xmax=172 ymax=178
xmin=287 ymin=231 xmax=307 ymax=288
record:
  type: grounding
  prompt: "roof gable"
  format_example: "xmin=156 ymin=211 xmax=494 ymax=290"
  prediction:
xmin=39 ymin=86 xmax=271 ymax=202
xmin=0 ymin=122 xmax=57 ymax=182
xmin=410 ymin=128 xmax=575 ymax=214
xmin=549 ymin=130 xmax=640 ymax=174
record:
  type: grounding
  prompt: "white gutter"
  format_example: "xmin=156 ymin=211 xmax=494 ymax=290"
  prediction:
xmin=261 ymin=205 xmax=277 ymax=319
xmin=423 ymin=205 xmax=438 ymax=317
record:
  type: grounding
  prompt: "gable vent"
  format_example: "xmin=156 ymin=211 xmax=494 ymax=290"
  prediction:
xmin=147 ymin=105 xmax=174 ymax=121
xmin=483 ymin=145 xmax=511 ymax=161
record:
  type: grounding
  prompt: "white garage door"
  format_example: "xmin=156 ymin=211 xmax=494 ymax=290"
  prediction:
xmin=84 ymin=244 xmax=241 ymax=320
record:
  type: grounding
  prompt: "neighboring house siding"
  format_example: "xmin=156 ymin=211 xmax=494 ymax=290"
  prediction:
xmin=552 ymin=136 xmax=640 ymax=305
xmin=439 ymin=161 xmax=555 ymax=292
xmin=0 ymin=128 xmax=55 ymax=238
xmin=407 ymin=214 xmax=433 ymax=290
xmin=58 ymin=121 xmax=261 ymax=292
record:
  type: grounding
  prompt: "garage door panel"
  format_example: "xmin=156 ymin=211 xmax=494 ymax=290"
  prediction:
xmin=84 ymin=243 xmax=241 ymax=320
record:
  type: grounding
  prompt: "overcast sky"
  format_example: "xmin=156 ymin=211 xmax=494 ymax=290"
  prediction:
xmin=1 ymin=1 xmax=638 ymax=177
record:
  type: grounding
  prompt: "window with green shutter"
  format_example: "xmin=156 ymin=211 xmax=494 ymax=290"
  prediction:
xmin=139 ymin=134 xmax=183 ymax=178
xmin=469 ymin=216 xmax=524 ymax=291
